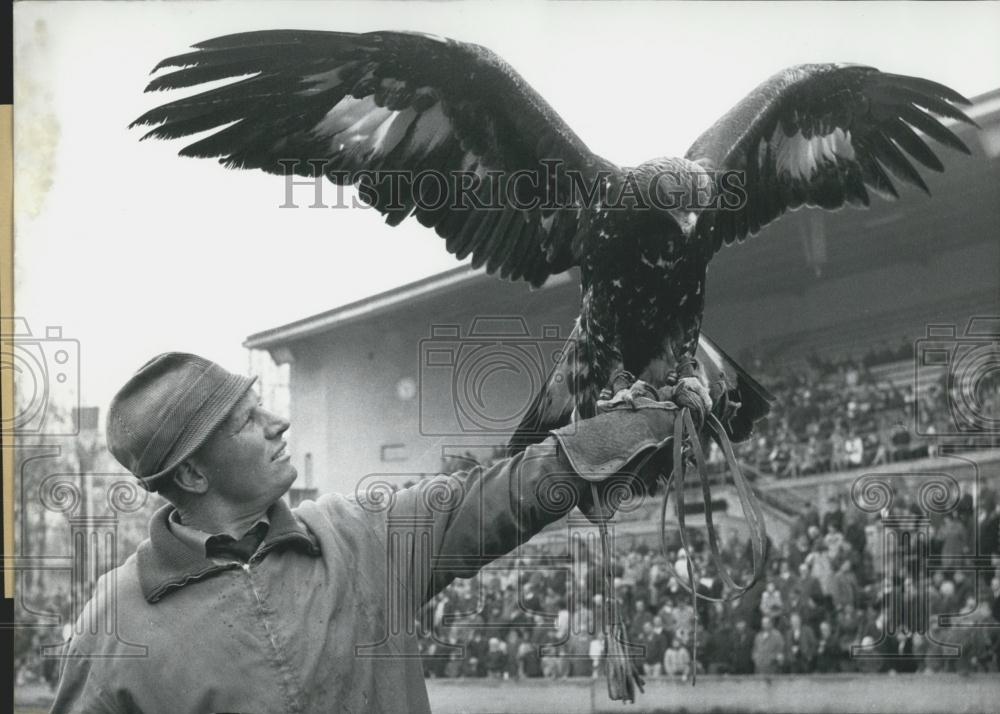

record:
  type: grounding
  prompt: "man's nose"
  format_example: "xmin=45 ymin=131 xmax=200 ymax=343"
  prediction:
xmin=264 ymin=411 xmax=290 ymax=439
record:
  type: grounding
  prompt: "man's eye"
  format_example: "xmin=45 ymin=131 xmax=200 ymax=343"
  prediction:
xmin=235 ymin=413 xmax=253 ymax=432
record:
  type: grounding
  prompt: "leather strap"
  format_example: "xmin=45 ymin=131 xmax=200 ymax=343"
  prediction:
xmin=590 ymin=482 xmax=645 ymax=702
xmin=656 ymin=407 xmax=768 ymax=685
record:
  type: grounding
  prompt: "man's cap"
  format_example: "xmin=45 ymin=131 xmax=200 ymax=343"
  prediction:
xmin=106 ymin=352 xmax=257 ymax=491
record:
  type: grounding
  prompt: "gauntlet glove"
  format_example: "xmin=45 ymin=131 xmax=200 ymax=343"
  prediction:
xmin=550 ymin=377 xmax=710 ymax=516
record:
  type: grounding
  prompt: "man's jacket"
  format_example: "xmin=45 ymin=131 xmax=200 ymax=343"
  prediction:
xmin=51 ymin=441 xmax=579 ymax=714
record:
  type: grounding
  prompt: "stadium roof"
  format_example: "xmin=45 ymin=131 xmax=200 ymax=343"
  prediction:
xmin=244 ymin=265 xmax=574 ymax=349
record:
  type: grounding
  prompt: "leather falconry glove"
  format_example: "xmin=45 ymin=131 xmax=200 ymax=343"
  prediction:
xmin=551 ymin=376 xmax=706 ymax=513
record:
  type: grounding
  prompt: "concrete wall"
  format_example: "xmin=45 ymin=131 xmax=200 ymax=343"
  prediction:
xmin=425 ymin=674 xmax=1000 ymax=714
xmin=757 ymin=448 xmax=1000 ymax=518
xmin=285 ymin=278 xmax=580 ymax=496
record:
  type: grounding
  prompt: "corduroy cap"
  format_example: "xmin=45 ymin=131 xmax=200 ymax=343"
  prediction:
xmin=107 ymin=352 xmax=257 ymax=491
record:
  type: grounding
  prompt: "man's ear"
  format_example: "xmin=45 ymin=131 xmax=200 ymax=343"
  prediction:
xmin=171 ymin=460 xmax=210 ymax=495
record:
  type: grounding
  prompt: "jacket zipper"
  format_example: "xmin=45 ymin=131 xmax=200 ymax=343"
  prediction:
xmin=238 ymin=560 xmax=303 ymax=713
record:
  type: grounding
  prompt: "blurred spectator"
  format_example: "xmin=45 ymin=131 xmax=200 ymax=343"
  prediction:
xmin=845 ymin=430 xmax=864 ymax=468
xmin=466 ymin=631 xmax=487 ymax=677
xmin=883 ymin=631 xmax=919 ymax=674
xmin=485 ymin=637 xmax=508 ymax=679
xmin=822 ymin=498 xmax=845 ymax=534
xmin=856 ymin=636 xmax=882 ymax=674
xmin=629 ymin=598 xmax=653 ymax=642
xmin=760 ymin=581 xmax=785 ymax=623
xmin=517 ymin=631 xmax=543 ymax=678
xmin=726 ymin=619 xmax=756 ymax=674
xmin=752 ymin=616 xmax=786 ymax=674
xmin=663 ymin=637 xmax=692 ymax=681
xmin=938 ymin=514 xmax=970 ymax=563
xmin=785 ymin=612 xmax=818 ymax=673
xmin=640 ymin=620 xmax=668 ymax=677
xmin=815 ymin=621 xmax=843 ymax=673
xmin=980 ymin=502 xmax=1000 ymax=557
xmin=830 ymin=559 xmax=859 ymax=611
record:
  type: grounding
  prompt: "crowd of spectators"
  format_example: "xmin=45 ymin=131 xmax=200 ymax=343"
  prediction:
xmin=413 ymin=345 xmax=1000 ymax=679
xmin=416 ymin=479 xmax=1000 ymax=680
xmin=724 ymin=351 xmax=1000 ymax=480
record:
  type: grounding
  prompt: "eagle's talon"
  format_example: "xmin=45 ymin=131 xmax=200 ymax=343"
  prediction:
xmin=676 ymin=376 xmax=714 ymax=413
xmin=596 ymin=378 xmax=659 ymax=413
xmin=609 ymin=370 xmax=637 ymax=393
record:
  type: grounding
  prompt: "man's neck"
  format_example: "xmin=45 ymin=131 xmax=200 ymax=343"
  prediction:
xmin=175 ymin=500 xmax=272 ymax=538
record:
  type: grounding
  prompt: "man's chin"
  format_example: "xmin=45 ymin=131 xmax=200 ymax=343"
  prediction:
xmin=276 ymin=465 xmax=299 ymax=495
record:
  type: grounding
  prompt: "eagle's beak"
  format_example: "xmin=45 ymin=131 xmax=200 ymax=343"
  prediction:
xmin=674 ymin=210 xmax=699 ymax=237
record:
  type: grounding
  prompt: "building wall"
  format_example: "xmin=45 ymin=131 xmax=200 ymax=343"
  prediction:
xmin=285 ymin=279 xmax=581 ymax=496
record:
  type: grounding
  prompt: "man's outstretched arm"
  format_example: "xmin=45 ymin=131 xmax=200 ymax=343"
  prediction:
xmin=386 ymin=391 xmax=679 ymax=604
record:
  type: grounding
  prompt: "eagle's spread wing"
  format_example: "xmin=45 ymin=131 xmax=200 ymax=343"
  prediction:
xmin=686 ymin=64 xmax=976 ymax=252
xmin=131 ymin=30 xmax=618 ymax=286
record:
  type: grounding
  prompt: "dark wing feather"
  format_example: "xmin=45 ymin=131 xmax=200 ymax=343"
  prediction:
xmin=506 ymin=322 xmax=581 ymax=456
xmin=686 ymin=64 xmax=976 ymax=253
xmin=132 ymin=30 xmax=619 ymax=286
xmin=697 ymin=333 xmax=774 ymax=444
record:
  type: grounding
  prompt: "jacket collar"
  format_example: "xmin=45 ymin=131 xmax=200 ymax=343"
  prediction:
xmin=168 ymin=509 xmax=272 ymax=558
xmin=137 ymin=498 xmax=320 ymax=603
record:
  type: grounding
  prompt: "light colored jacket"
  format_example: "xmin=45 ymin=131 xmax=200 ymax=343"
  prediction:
xmin=52 ymin=442 xmax=577 ymax=713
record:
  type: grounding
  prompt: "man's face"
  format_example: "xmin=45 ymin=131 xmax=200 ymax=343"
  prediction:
xmin=188 ymin=389 xmax=296 ymax=509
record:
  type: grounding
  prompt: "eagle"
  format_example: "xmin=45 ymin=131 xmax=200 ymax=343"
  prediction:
xmin=131 ymin=30 xmax=976 ymax=453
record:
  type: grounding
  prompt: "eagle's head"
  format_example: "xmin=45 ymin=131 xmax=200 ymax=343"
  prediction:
xmin=639 ymin=157 xmax=715 ymax=238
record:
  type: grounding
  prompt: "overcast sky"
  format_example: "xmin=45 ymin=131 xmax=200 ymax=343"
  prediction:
xmin=12 ymin=0 xmax=1000 ymax=414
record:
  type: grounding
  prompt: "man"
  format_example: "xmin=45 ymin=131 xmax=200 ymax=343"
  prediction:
xmin=639 ymin=618 xmax=668 ymax=677
xmin=821 ymin=497 xmax=844 ymax=535
xmin=661 ymin=637 xmax=692 ymax=681
xmin=725 ymin=618 xmax=755 ymax=675
xmin=829 ymin=558 xmax=859 ymax=611
xmin=814 ymin=620 xmax=843 ymax=673
xmin=784 ymin=612 xmax=817 ymax=673
xmin=628 ymin=598 xmax=653 ymax=643
xmin=751 ymin=615 xmax=785 ymax=675
xmin=52 ymin=352 xmax=685 ymax=713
